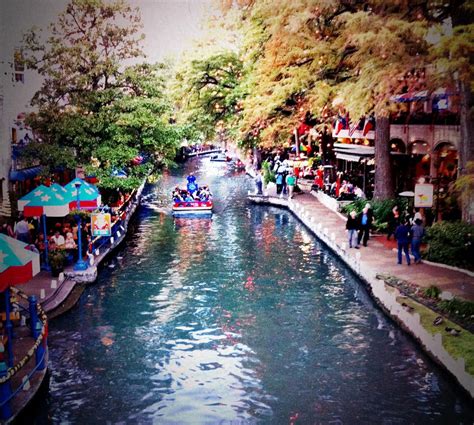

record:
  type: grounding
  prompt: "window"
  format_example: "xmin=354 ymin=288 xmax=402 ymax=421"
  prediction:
xmin=13 ymin=49 xmax=25 ymax=84
xmin=14 ymin=73 xmax=24 ymax=83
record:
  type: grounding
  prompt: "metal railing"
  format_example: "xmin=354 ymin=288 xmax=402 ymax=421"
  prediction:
xmin=0 ymin=287 xmax=48 ymax=420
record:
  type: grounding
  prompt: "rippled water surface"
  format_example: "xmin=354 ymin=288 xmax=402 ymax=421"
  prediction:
xmin=39 ymin=159 xmax=473 ymax=424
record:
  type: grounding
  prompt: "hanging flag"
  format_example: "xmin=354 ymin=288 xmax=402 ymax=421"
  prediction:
xmin=349 ymin=117 xmax=364 ymax=137
xmin=362 ymin=116 xmax=375 ymax=136
xmin=335 ymin=115 xmax=346 ymax=135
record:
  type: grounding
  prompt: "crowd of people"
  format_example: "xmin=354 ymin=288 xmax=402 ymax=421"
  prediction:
xmin=172 ymin=174 xmax=212 ymax=203
xmin=312 ymin=169 xmax=366 ymax=201
xmin=345 ymin=203 xmax=425 ymax=265
xmin=0 ymin=214 xmax=93 ymax=264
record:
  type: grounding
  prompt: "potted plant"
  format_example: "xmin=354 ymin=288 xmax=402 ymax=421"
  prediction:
xmin=49 ymin=249 xmax=66 ymax=277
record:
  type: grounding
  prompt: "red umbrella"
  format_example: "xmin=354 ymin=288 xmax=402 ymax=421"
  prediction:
xmin=0 ymin=234 xmax=40 ymax=369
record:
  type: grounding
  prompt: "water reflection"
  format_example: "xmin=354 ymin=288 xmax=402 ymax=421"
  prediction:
xmin=41 ymin=158 xmax=474 ymax=424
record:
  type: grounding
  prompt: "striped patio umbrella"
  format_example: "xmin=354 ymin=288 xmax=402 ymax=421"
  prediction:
xmin=50 ymin=183 xmax=73 ymax=202
xmin=65 ymin=178 xmax=101 ymax=210
xmin=0 ymin=234 xmax=40 ymax=290
xmin=20 ymin=185 xmax=70 ymax=218
xmin=0 ymin=234 xmax=41 ymax=368
xmin=17 ymin=185 xmax=52 ymax=212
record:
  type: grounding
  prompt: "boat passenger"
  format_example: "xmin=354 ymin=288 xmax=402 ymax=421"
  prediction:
xmin=187 ymin=174 xmax=198 ymax=194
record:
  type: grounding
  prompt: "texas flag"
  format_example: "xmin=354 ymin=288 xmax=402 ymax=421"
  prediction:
xmin=362 ymin=115 xmax=375 ymax=136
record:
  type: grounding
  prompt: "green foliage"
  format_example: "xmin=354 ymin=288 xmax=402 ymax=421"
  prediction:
xmin=20 ymin=1 xmax=180 ymax=192
xmin=261 ymin=160 xmax=275 ymax=184
xmin=48 ymin=249 xmax=66 ymax=269
xmin=68 ymin=209 xmax=91 ymax=220
xmin=425 ymin=221 xmax=474 ymax=270
xmin=423 ymin=285 xmax=441 ymax=299
xmin=341 ymin=198 xmax=409 ymax=225
xmin=171 ymin=51 xmax=245 ymax=144
xmin=439 ymin=298 xmax=474 ymax=318
xmin=400 ymin=297 xmax=474 ymax=375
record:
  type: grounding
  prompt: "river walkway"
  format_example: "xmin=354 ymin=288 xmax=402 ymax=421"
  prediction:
xmin=250 ymin=187 xmax=474 ymax=301
xmin=248 ymin=183 xmax=474 ymax=398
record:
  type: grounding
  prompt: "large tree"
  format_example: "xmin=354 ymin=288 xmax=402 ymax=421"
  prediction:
xmin=19 ymin=0 xmax=180 ymax=190
xmin=221 ymin=0 xmax=436 ymax=199
xmin=172 ymin=52 xmax=245 ymax=144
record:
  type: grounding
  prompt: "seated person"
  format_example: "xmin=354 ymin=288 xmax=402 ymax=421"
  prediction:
xmin=51 ymin=231 xmax=65 ymax=247
xmin=64 ymin=232 xmax=77 ymax=249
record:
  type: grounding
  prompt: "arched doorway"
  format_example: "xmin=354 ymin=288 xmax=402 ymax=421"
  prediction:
xmin=434 ymin=141 xmax=458 ymax=183
xmin=408 ymin=140 xmax=431 ymax=187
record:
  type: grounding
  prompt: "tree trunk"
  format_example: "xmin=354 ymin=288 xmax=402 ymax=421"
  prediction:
xmin=373 ymin=115 xmax=394 ymax=200
xmin=458 ymin=80 xmax=474 ymax=223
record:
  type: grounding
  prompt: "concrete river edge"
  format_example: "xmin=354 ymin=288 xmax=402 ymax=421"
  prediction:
xmin=248 ymin=190 xmax=474 ymax=400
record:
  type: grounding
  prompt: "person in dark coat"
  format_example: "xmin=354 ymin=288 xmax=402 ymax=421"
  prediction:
xmin=357 ymin=203 xmax=373 ymax=247
xmin=346 ymin=210 xmax=360 ymax=248
xmin=411 ymin=218 xmax=425 ymax=264
xmin=395 ymin=219 xmax=411 ymax=265
xmin=387 ymin=205 xmax=400 ymax=240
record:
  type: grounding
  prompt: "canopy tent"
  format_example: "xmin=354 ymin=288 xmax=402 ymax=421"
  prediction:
xmin=50 ymin=183 xmax=73 ymax=202
xmin=17 ymin=185 xmax=52 ymax=212
xmin=0 ymin=234 xmax=40 ymax=290
xmin=65 ymin=178 xmax=101 ymax=210
xmin=20 ymin=185 xmax=70 ymax=218
xmin=0 ymin=234 xmax=40 ymax=367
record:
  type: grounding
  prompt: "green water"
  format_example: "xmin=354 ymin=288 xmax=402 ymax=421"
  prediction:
xmin=39 ymin=159 xmax=473 ymax=424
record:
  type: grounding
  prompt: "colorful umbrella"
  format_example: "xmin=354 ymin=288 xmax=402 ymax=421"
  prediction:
xmin=17 ymin=184 xmax=52 ymax=211
xmin=0 ymin=234 xmax=40 ymax=368
xmin=50 ymin=183 xmax=73 ymax=202
xmin=0 ymin=234 xmax=40 ymax=290
xmin=20 ymin=185 xmax=70 ymax=218
xmin=65 ymin=178 xmax=101 ymax=210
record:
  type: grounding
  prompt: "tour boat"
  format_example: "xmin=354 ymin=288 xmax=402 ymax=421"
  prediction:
xmin=210 ymin=153 xmax=231 ymax=162
xmin=172 ymin=199 xmax=213 ymax=215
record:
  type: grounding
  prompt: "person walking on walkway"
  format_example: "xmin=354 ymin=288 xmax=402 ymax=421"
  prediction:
xmin=346 ymin=210 xmax=360 ymax=249
xmin=275 ymin=172 xmax=284 ymax=195
xmin=357 ymin=203 xmax=373 ymax=247
xmin=387 ymin=205 xmax=400 ymax=240
xmin=255 ymin=169 xmax=263 ymax=195
xmin=411 ymin=218 xmax=425 ymax=264
xmin=395 ymin=219 xmax=411 ymax=265
xmin=286 ymin=171 xmax=297 ymax=199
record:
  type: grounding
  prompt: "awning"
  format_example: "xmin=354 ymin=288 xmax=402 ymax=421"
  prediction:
xmin=9 ymin=166 xmax=42 ymax=182
xmin=336 ymin=153 xmax=363 ymax=162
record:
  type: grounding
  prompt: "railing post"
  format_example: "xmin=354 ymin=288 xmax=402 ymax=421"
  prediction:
xmin=35 ymin=322 xmax=46 ymax=371
xmin=29 ymin=296 xmax=40 ymax=339
xmin=4 ymin=289 xmax=13 ymax=368
xmin=0 ymin=362 xmax=12 ymax=420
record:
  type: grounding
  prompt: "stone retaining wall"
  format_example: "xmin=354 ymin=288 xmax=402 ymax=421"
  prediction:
xmin=249 ymin=194 xmax=474 ymax=398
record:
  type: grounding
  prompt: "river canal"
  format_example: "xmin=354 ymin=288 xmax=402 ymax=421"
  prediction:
xmin=36 ymin=158 xmax=473 ymax=424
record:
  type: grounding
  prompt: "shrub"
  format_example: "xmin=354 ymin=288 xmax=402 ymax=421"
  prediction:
xmin=439 ymin=298 xmax=474 ymax=318
xmin=340 ymin=198 xmax=409 ymax=232
xmin=423 ymin=285 xmax=441 ymax=299
xmin=424 ymin=221 xmax=474 ymax=270
xmin=261 ymin=160 xmax=275 ymax=185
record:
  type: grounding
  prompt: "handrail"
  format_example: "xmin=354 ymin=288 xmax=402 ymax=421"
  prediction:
xmin=0 ymin=344 xmax=47 ymax=408
xmin=0 ymin=288 xmax=48 ymax=385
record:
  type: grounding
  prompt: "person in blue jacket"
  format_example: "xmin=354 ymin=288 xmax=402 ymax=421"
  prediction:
xmin=395 ymin=219 xmax=411 ymax=265
xmin=187 ymin=174 xmax=198 ymax=194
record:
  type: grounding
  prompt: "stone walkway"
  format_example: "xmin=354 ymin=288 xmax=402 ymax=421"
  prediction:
xmin=253 ymin=187 xmax=474 ymax=301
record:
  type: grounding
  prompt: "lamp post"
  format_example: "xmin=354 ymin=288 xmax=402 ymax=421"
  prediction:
xmin=73 ymin=181 xmax=88 ymax=271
